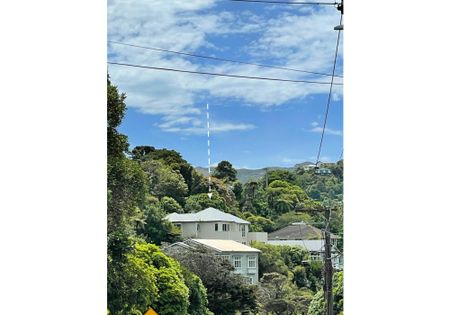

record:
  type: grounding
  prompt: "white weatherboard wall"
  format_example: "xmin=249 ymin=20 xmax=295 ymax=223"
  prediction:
xmin=220 ymin=252 xmax=259 ymax=284
xmin=178 ymin=221 xmax=250 ymax=244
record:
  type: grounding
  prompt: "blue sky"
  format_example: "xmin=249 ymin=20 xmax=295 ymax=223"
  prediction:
xmin=108 ymin=0 xmax=343 ymax=169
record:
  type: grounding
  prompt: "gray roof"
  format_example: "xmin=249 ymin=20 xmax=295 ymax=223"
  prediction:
xmin=165 ymin=207 xmax=250 ymax=224
xmin=268 ymin=222 xmax=339 ymax=240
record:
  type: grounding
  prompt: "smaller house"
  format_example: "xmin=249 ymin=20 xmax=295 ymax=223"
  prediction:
xmin=268 ymin=222 xmax=342 ymax=269
xmin=168 ymin=239 xmax=261 ymax=284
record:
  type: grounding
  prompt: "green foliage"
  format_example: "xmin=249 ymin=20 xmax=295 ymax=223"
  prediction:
xmin=182 ymin=268 xmax=213 ymax=315
xmin=245 ymin=214 xmax=275 ymax=232
xmin=307 ymin=271 xmax=344 ymax=315
xmin=141 ymin=159 xmax=188 ymax=205
xmin=107 ymin=75 xmax=128 ymax=158
xmin=107 ymin=76 xmax=148 ymax=235
xmin=252 ymin=242 xmax=322 ymax=293
xmin=267 ymin=180 xmax=309 ymax=215
xmin=185 ymin=192 xmax=227 ymax=213
xmin=169 ymin=248 xmax=258 ymax=315
xmin=257 ymin=272 xmax=313 ymax=315
xmin=137 ymin=196 xmax=181 ymax=245
xmin=241 ymin=181 xmax=269 ymax=216
xmin=273 ymin=211 xmax=312 ymax=230
xmin=267 ymin=169 xmax=296 ymax=185
xmin=160 ymin=196 xmax=183 ymax=213
xmin=213 ymin=160 xmax=237 ymax=182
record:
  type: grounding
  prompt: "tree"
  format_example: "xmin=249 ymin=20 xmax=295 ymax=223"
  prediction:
xmin=213 ymin=160 xmax=237 ymax=182
xmin=168 ymin=247 xmax=258 ymax=314
xmin=107 ymin=75 xmax=128 ymax=158
xmin=267 ymin=180 xmax=309 ymax=215
xmin=258 ymin=272 xmax=313 ymax=315
xmin=131 ymin=145 xmax=156 ymax=161
xmin=108 ymin=239 xmax=192 ymax=315
xmin=141 ymin=160 xmax=188 ymax=205
xmin=267 ymin=169 xmax=296 ymax=185
xmin=307 ymin=271 xmax=344 ymax=315
xmin=160 ymin=196 xmax=183 ymax=214
xmin=107 ymin=76 xmax=148 ymax=235
xmin=184 ymin=192 xmax=227 ymax=213
xmin=181 ymin=268 xmax=213 ymax=315
xmin=138 ymin=196 xmax=181 ymax=245
xmin=245 ymin=214 xmax=275 ymax=232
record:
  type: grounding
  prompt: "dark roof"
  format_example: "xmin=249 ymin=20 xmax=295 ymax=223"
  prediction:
xmin=268 ymin=222 xmax=339 ymax=240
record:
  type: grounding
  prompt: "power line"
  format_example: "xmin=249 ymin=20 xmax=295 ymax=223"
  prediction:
xmin=108 ymin=41 xmax=343 ymax=79
xmin=228 ymin=0 xmax=337 ymax=5
xmin=107 ymin=61 xmax=344 ymax=85
xmin=315 ymin=12 xmax=343 ymax=166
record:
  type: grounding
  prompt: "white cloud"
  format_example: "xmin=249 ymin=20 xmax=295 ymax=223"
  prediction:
xmin=108 ymin=1 xmax=343 ymax=134
xmin=159 ymin=119 xmax=255 ymax=135
xmin=309 ymin=126 xmax=342 ymax=136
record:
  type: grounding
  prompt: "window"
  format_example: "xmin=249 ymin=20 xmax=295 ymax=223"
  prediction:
xmin=221 ymin=255 xmax=231 ymax=262
xmin=244 ymin=277 xmax=253 ymax=285
xmin=174 ymin=223 xmax=182 ymax=230
xmin=311 ymin=253 xmax=322 ymax=261
xmin=241 ymin=225 xmax=246 ymax=237
xmin=215 ymin=223 xmax=218 ymax=231
xmin=197 ymin=224 xmax=200 ymax=231
xmin=233 ymin=256 xmax=242 ymax=268
xmin=222 ymin=223 xmax=230 ymax=231
xmin=248 ymin=256 xmax=256 ymax=268
xmin=242 ymin=241 xmax=246 ymax=245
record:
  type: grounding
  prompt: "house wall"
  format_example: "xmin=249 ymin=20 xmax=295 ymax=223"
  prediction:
xmin=218 ymin=252 xmax=259 ymax=284
xmin=248 ymin=232 xmax=268 ymax=243
xmin=178 ymin=221 xmax=250 ymax=243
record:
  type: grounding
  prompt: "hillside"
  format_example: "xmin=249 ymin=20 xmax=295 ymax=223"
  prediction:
xmin=195 ymin=163 xmax=314 ymax=183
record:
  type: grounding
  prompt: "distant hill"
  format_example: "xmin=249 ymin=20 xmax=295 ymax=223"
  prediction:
xmin=195 ymin=162 xmax=315 ymax=183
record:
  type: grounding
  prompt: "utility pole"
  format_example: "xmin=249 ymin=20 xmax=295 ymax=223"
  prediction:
xmin=323 ymin=207 xmax=333 ymax=315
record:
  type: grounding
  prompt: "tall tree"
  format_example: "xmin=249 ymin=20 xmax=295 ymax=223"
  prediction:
xmin=168 ymin=247 xmax=258 ymax=315
xmin=213 ymin=160 xmax=237 ymax=182
xmin=107 ymin=76 xmax=147 ymax=234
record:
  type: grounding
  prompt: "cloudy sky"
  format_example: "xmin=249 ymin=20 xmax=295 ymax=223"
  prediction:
xmin=108 ymin=0 xmax=343 ymax=169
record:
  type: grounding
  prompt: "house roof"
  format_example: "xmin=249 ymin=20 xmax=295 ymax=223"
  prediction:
xmin=267 ymin=239 xmax=339 ymax=253
xmin=165 ymin=207 xmax=250 ymax=224
xmin=189 ymin=239 xmax=261 ymax=253
xmin=268 ymin=222 xmax=339 ymax=240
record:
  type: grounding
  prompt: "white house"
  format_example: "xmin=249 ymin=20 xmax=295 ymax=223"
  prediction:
xmin=165 ymin=207 xmax=267 ymax=245
xmin=268 ymin=222 xmax=342 ymax=269
xmin=169 ymin=238 xmax=261 ymax=284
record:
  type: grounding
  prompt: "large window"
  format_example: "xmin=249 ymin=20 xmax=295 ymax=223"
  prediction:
xmin=222 ymin=223 xmax=230 ymax=231
xmin=233 ymin=256 xmax=242 ymax=268
xmin=248 ymin=256 xmax=256 ymax=268
xmin=241 ymin=225 xmax=246 ymax=237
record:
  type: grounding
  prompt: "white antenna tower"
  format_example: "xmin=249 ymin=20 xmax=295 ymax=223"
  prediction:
xmin=206 ymin=103 xmax=213 ymax=199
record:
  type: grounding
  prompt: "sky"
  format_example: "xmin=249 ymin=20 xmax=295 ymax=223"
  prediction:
xmin=107 ymin=0 xmax=343 ymax=169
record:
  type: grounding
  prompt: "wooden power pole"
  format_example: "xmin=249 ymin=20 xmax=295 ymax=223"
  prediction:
xmin=323 ymin=207 xmax=333 ymax=315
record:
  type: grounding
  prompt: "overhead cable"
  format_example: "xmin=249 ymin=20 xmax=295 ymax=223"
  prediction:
xmin=108 ymin=41 xmax=343 ymax=79
xmin=228 ymin=0 xmax=337 ymax=5
xmin=315 ymin=13 xmax=343 ymax=165
xmin=107 ymin=61 xmax=343 ymax=85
